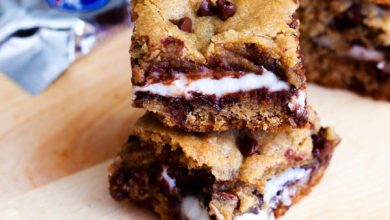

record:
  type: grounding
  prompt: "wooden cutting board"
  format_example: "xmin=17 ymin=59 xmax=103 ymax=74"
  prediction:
xmin=0 ymin=29 xmax=389 ymax=219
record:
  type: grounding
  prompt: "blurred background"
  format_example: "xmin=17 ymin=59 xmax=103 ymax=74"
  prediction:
xmin=0 ymin=0 xmax=130 ymax=94
xmin=0 ymin=0 xmax=143 ymax=205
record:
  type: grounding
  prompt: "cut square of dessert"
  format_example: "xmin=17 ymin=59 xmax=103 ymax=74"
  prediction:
xmin=108 ymin=110 xmax=340 ymax=220
xmin=301 ymin=0 xmax=390 ymax=100
xmin=131 ymin=0 xmax=307 ymax=132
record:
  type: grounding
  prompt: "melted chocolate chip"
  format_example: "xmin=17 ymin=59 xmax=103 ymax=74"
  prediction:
xmin=311 ymin=129 xmax=335 ymax=165
xmin=161 ymin=37 xmax=185 ymax=53
xmin=167 ymin=98 xmax=192 ymax=126
xmin=213 ymin=191 xmax=239 ymax=203
xmin=109 ymin=168 xmax=131 ymax=201
xmin=216 ymin=0 xmax=237 ymax=21
xmin=348 ymin=77 xmax=366 ymax=93
xmin=170 ymin=17 xmax=193 ymax=33
xmin=110 ymin=168 xmax=149 ymax=201
xmin=289 ymin=12 xmax=299 ymax=29
xmin=333 ymin=3 xmax=364 ymax=31
xmin=236 ymin=133 xmax=259 ymax=157
xmin=197 ymin=0 xmax=217 ymax=17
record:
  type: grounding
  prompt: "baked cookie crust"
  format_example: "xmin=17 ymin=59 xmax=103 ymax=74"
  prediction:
xmin=108 ymin=111 xmax=340 ymax=220
xmin=130 ymin=0 xmax=308 ymax=131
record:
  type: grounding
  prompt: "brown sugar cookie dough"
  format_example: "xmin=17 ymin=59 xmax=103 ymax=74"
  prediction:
xmin=108 ymin=110 xmax=340 ymax=220
xmin=130 ymin=0 xmax=308 ymax=132
xmin=301 ymin=0 xmax=390 ymax=100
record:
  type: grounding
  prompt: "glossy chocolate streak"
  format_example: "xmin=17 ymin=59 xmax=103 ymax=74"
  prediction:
xmin=131 ymin=37 xmax=298 ymax=87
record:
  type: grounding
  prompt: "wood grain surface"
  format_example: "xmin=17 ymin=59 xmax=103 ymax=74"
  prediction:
xmin=0 ymin=29 xmax=389 ymax=219
xmin=0 ymin=29 xmax=143 ymax=203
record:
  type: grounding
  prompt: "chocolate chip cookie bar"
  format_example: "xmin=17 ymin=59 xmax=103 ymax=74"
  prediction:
xmin=301 ymin=0 xmax=390 ymax=100
xmin=109 ymin=110 xmax=340 ymax=220
xmin=131 ymin=0 xmax=307 ymax=132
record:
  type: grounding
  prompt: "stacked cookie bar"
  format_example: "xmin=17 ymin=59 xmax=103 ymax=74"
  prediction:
xmin=301 ymin=0 xmax=390 ymax=100
xmin=130 ymin=0 xmax=307 ymax=131
xmin=109 ymin=0 xmax=340 ymax=219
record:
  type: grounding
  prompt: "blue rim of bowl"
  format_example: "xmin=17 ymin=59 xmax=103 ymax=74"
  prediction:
xmin=46 ymin=0 xmax=110 ymax=13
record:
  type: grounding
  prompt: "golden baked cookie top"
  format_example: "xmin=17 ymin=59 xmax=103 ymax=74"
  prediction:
xmin=130 ymin=0 xmax=303 ymax=87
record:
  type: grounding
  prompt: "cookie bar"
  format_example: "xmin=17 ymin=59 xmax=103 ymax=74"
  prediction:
xmin=301 ymin=0 xmax=390 ymax=100
xmin=131 ymin=0 xmax=307 ymax=132
xmin=109 ymin=111 xmax=340 ymax=220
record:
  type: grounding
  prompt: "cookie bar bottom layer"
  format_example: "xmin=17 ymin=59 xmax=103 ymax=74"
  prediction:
xmin=108 ymin=128 xmax=337 ymax=220
xmin=133 ymin=85 xmax=306 ymax=132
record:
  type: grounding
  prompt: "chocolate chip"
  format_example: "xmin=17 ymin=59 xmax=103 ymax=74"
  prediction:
xmin=236 ymin=133 xmax=259 ymax=157
xmin=197 ymin=0 xmax=217 ymax=17
xmin=167 ymin=97 xmax=191 ymax=127
xmin=161 ymin=37 xmax=185 ymax=53
xmin=311 ymin=129 xmax=335 ymax=165
xmin=196 ymin=0 xmax=236 ymax=20
xmin=170 ymin=17 xmax=193 ymax=33
xmin=216 ymin=0 xmax=237 ymax=21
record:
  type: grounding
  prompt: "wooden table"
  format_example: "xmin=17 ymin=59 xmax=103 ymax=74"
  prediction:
xmin=0 ymin=29 xmax=389 ymax=219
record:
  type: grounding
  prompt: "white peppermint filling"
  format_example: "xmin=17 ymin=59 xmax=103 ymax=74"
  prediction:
xmin=288 ymin=90 xmax=306 ymax=115
xmin=181 ymin=196 xmax=210 ymax=220
xmin=160 ymin=166 xmax=176 ymax=191
xmin=233 ymin=210 xmax=273 ymax=220
xmin=133 ymin=67 xmax=290 ymax=99
xmin=181 ymin=167 xmax=311 ymax=220
xmin=346 ymin=45 xmax=385 ymax=62
xmin=264 ymin=167 xmax=312 ymax=209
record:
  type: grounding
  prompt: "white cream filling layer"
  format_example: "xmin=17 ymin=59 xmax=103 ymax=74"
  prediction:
xmin=288 ymin=90 xmax=306 ymax=114
xmin=264 ymin=167 xmax=311 ymax=209
xmin=181 ymin=167 xmax=312 ymax=220
xmin=160 ymin=166 xmax=176 ymax=191
xmin=233 ymin=210 xmax=273 ymax=220
xmin=181 ymin=196 xmax=210 ymax=220
xmin=346 ymin=45 xmax=385 ymax=62
xmin=133 ymin=68 xmax=290 ymax=99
